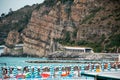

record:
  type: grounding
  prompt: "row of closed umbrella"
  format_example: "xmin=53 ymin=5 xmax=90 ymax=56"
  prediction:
xmin=0 ymin=63 xmax=118 ymax=79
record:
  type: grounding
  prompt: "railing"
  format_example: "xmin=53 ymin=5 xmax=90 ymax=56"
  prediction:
xmin=0 ymin=62 xmax=120 ymax=79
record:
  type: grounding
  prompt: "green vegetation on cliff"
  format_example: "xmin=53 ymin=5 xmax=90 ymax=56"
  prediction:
xmin=54 ymin=0 xmax=120 ymax=53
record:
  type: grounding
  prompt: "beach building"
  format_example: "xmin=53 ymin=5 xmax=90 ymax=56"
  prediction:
xmin=119 ymin=55 xmax=120 ymax=62
xmin=0 ymin=45 xmax=5 ymax=55
xmin=63 ymin=46 xmax=94 ymax=54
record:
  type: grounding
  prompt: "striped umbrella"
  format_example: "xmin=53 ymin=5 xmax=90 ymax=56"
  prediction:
xmin=31 ymin=66 xmax=35 ymax=78
xmin=7 ymin=67 xmax=10 ymax=77
xmin=81 ymin=64 xmax=85 ymax=73
xmin=101 ymin=63 xmax=104 ymax=72
xmin=34 ymin=66 xmax=38 ymax=78
xmin=115 ymin=64 xmax=118 ymax=71
xmin=94 ymin=65 xmax=96 ymax=72
xmin=40 ymin=65 xmax=42 ymax=75
xmin=59 ymin=65 xmax=62 ymax=77
xmin=50 ymin=65 xmax=54 ymax=78
xmin=13 ymin=66 xmax=18 ymax=77
xmin=71 ymin=65 xmax=74 ymax=77
xmin=0 ymin=67 xmax=2 ymax=78
xmin=108 ymin=63 xmax=111 ymax=71
xmin=89 ymin=63 xmax=92 ymax=72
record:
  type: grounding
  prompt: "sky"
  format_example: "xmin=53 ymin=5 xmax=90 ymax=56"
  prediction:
xmin=0 ymin=0 xmax=44 ymax=15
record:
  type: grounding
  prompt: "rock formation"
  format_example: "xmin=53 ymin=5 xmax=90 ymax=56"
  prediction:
xmin=5 ymin=30 xmax=20 ymax=48
xmin=22 ymin=0 xmax=120 ymax=57
xmin=4 ymin=30 xmax=22 ymax=55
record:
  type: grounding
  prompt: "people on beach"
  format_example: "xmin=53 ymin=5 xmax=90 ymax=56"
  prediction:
xmin=1 ymin=62 xmax=120 ymax=79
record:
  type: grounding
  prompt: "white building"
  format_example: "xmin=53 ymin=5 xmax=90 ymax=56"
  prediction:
xmin=0 ymin=45 xmax=5 ymax=55
xmin=63 ymin=46 xmax=94 ymax=54
xmin=118 ymin=55 xmax=120 ymax=62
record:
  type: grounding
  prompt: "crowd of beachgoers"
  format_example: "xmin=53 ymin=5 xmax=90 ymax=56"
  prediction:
xmin=0 ymin=62 xmax=120 ymax=79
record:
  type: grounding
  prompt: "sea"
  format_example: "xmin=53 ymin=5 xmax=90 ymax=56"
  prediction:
xmin=0 ymin=46 xmax=48 ymax=67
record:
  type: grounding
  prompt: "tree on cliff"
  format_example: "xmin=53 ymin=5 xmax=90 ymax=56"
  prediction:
xmin=1 ymin=13 xmax=5 ymax=18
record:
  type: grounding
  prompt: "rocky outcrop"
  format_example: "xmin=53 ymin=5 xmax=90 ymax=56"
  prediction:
xmin=5 ymin=30 xmax=20 ymax=48
xmin=22 ymin=0 xmax=120 ymax=57
xmin=4 ymin=30 xmax=22 ymax=54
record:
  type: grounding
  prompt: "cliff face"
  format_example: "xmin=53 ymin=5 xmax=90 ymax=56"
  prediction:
xmin=5 ymin=31 xmax=20 ymax=47
xmin=3 ymin=30 xmax=22 ymax=55
xmin=0 ymin=4 xmax=38 ymax=45
xmin=22 ymin=0 xmax=120 ymax=57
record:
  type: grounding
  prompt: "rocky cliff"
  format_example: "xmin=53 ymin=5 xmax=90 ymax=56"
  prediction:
xmin=0 ymin=4 xmax=38 ymax=45
xmin=22 ymin=0 xmax=120 ymax=57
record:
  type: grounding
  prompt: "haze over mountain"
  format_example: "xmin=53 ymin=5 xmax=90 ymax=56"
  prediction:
xmin=0 ymin=0 xmax=44 ymax=15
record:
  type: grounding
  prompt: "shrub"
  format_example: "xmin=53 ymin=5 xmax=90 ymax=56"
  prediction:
xmin=77 ymin=40 xmax=88 ymax=46
xmin=81 ymin=13 xmax=95 ymax=24
xmin=61 ymin=0 xmax=74 ymax=4
xmin=109 ymin=34 xmax=120 ymax=47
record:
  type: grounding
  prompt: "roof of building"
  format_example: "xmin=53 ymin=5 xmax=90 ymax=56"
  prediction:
xmin=64 ymin=46 xmax=92 ymax=50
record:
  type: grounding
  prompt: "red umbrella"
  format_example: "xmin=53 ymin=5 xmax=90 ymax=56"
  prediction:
xmin=16 ymin=74 xmax=25 ymax=79
xmin=41 ymin=73 xmax=50 ymax=79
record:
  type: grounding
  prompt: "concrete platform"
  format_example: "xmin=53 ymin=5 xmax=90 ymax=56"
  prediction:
xmin=83 ymin=71 xmax=120 ymax=80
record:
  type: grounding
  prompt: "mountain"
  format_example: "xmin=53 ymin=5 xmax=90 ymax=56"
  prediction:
xmin=0 ymin=4 xmax=39 ymax=45
xmin=2 ymin=0 xmax=120 ymax=57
